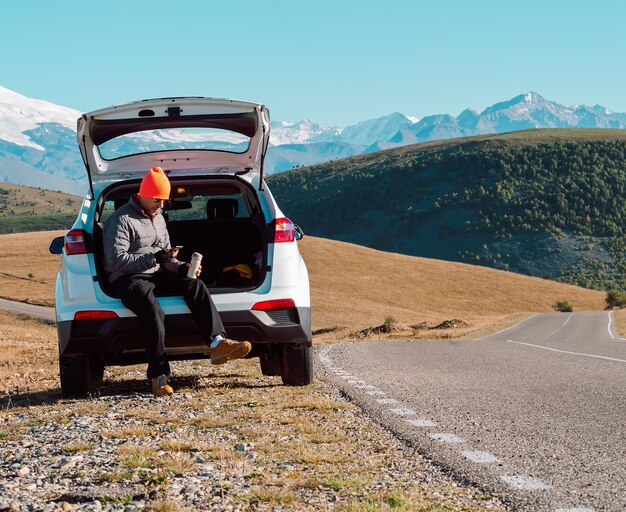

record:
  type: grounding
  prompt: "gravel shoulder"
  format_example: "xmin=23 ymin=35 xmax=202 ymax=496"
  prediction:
xmin=0 ymin=311 xmax=505 ymax=512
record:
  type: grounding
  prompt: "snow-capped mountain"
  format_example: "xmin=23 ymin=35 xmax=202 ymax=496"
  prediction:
xmin=269 ymin=119 xmax=339 ymax=146
xmin=383 ymin=92 xmax=626 ymax=147
xmin=0 ymin=86 xmax=85 ymax=194
xmin=265 ymin=141 xmax=365 ymax=173
xmin=308 ymin=112 xmax=416 ymax=146
xmin=1 ymin=86 xmax=625 ymax=195
xmin=0 ymin=86 xmax=79 ymax=149
xmin=477 ymin=91 xmax=580 ymax=132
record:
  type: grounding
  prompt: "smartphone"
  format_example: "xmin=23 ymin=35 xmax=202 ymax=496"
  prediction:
xmin=173 ymin=245 xmax=183 ymax=250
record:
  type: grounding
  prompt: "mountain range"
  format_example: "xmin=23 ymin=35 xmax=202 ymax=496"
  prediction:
xmin=1 ymin=85 xmax=626 ymax=195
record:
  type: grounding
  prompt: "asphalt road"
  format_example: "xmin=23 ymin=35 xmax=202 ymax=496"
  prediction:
xmin=0 ymin=298 xmax=55 ymax=321
xmin=317 ymin=312 xmax=626 ymax=512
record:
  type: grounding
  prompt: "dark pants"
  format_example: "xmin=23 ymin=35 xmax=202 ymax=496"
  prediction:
xmin=112 ymin=271 xmax=225 ymax=379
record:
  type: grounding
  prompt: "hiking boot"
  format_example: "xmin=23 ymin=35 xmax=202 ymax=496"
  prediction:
xmin=150 ymin=374 xmax=173 ymax=396
xmin=210 ymin=338 xmax=252 ymax=365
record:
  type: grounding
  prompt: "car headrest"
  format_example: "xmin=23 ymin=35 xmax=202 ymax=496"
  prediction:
xmin=206 ymin=198 xmax=239 ymax=219
xmin=114 ymin=198 xmax=128 ymax=210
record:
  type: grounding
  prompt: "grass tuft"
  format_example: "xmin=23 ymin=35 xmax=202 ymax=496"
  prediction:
xmin=158 ymin=439 xmax=196 ymax=452
xmin=145 ymin=500 xmax=186 ymax=512
xmin=101 ymin=425 xmax=157 ymax=439
xmin=96 ymin=470 xmax=133 ymax=484
xmin=159 ymin=453 xmax=196 ymax=476
xmin=61 ymin=442 xmax=93 ymax=453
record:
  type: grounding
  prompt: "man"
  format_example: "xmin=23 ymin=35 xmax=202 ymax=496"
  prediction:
xmin=103 ymin=166 xmax=251 ymax=396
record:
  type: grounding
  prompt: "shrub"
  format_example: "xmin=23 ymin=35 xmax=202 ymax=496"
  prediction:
xmin=605 ymin=290 xmax=626 ymax=309
xmin=383 ymin=316 xmax=396 ymax=332
xmin=554 ymin=301 xmax=573 ymax=312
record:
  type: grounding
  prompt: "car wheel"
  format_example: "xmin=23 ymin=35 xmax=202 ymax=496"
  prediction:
xmin=59 ymin=355 xmax=103 ymax=398
xmin=281 ymin=345 xmax=313 ymax=386
xmin=259 ymin=351 xmax=282 ymax=376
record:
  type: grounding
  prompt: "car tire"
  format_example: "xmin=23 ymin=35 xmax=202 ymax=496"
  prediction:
xmin=259 ymin=351 xmax=282 ymax=376
xmin=281 ymin=345 xmax=313 ymax=386
xmin=59 ymin=355 xmax=103 ymax=398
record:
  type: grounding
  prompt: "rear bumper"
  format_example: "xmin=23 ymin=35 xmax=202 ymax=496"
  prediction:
xmin=58 ymin=307 xmax=311 ymax=366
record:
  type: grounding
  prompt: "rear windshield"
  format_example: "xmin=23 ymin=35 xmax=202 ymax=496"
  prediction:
xmin=97 ymin=127 xmax=251 ymax=160
xmin=167 ymin=193 xmax=249 ymax=221
xmin=100 ymin=191 xmax=250 ymax=225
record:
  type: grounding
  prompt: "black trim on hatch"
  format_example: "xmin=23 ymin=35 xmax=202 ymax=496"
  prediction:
xmin=89 ymin=112 xmax=259 ymax=145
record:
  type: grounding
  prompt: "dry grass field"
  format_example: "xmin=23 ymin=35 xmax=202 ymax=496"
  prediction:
xmin=0 ymin=184 xmax=82 ymax=216
xmin=298 ymin=236 xmax=607 ymax=339
xmin=0 ymin=230 xmax=64 ymax=307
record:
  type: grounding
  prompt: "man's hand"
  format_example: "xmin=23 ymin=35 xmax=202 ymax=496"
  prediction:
xmin=155 ymin=249 xmax=172 ymax=265
xmin=178 ymin=262 xmax=202 ymax=278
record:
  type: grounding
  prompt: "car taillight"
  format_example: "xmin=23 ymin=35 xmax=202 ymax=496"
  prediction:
xmin=64 ymin=229 xmax=88 ymax=255
xmin=274 ymin=217 xmax=295 ymax=243
xmin=74 ymin=311 xmax=119 ymax=321
xmin=252 ymin=299 xmax=296 ymax=311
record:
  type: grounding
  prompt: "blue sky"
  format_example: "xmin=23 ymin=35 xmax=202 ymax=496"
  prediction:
xmin=1 ymin=0 xmax=625 ymax=126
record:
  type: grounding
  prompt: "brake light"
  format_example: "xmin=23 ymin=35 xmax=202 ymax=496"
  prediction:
xmin=74 ymin=311 xmax=119 ymax=320
xmin=64 ymin=229 xmax=88 ymax=255
xmin=274 ymin=217 xmax=295 ymax=243
xmin=252 ymin=299 xmax=296 ymax=311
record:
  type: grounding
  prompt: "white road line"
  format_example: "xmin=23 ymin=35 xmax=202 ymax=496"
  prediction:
xmin=553 ymin=508 xmax=596 ymax=512
xmin=406 ymin=418 xmax=438 ymax=427
xmin=562 ymin=312 xmax=574 ymax=328
xmin=607 ymin=311 xmax=626 ymax=342
xmin=389 ymin=408 xmax=416 ymax=416
xmin=365 ymin=390 xmax=387 ymax=396
xmin=543 ymin=328 xmax=560 ymax=340
xmin=354 ymin=384 xmax=378 ymax=390
xmin=608 ymin=311 xmax=615 ymax=339
xmin=543 ymin=313 xmax=574 ymax=340
xmin=477 ymin=313 xmax=538 ymax=339
xmin=317 ymin=345 xmax=559 ymax=500
xmin=506 ymin=339 xmax=626 ymax=364
xmin=429 ymin=433 xmax=465 ymax=444
xmin=461 ymin=450 xmax=501 ymax=464
xmin=500 ymin=475 xmax=551 ymax=491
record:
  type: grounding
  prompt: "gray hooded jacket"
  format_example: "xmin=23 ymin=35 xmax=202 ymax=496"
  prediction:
xmin=103 ymin=196 xmax=180 ymax=284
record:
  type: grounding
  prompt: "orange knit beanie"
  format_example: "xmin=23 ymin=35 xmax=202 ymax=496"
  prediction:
xmin=139 ymin=167 xmax=170 ymax=199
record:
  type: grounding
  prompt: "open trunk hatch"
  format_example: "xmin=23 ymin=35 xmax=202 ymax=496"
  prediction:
xmin=77 ymin=97 xmax=270 ymax=195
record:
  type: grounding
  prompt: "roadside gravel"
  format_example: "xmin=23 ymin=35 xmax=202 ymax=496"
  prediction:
xmin=1 ymin=355 xmax=506 ymax=512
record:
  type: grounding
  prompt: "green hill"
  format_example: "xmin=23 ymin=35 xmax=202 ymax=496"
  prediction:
xmin=267 ymin=129 xmax=626 ymax=291
xmin=0 ymin=183 xmax=81 ymax=234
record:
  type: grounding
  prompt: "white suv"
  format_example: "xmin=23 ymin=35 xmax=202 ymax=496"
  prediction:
xmin=49 ymin=97 xmax=312 ymax=397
